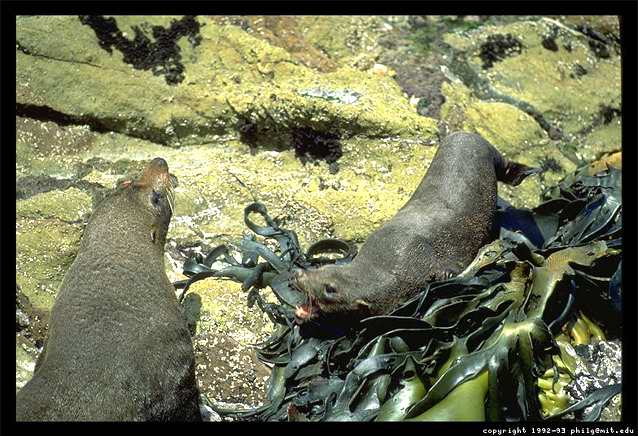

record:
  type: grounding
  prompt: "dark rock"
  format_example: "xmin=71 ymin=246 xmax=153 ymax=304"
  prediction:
xmin=292 ymin=127 xmax=343 ymax=168
xmin=588 ymin=40 xmax=610 ymax=59
xmin=570 ymin=64 xmax=588 ymax=79
xmin=542 ymin=36 xmax=559 ymax=52
xmin=598 ymin=105 xmax=621 ymax=124
xmin=416 ymin=98 xmax=430 ymax=116
xmin=548 ymin=126 xmax=564 ymax=140
xmin=567 ymin=340 xmax=622 ymax=421
xmin=479 ymin=33 xmax=523 ymax=69
xmin=78 ymin=15 xmax=202 ymax=85
xmin=540 ymin=157 xmax=563 ymax=173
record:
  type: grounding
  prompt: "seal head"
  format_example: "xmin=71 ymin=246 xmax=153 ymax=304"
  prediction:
xmin=115 ymin=157 xmax=177 ymax=246
xmin=292 ymin=265 xmax=373 ymax=323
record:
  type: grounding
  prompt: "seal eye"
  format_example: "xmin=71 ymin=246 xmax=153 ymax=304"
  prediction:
xmin=323 ymin=284 xmax=338 ymax=300
xmin=151 ymin=190 xmax=162 ymax=207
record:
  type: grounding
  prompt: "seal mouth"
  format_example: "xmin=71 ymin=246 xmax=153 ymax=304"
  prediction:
xmin=294 ymin=294 xmax=318 ymax=323
xmin=290 ymin=271 xmax=320 ymax=323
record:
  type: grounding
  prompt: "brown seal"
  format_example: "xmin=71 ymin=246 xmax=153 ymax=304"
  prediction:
xmin=16 ymin=158 xmax=201 ymax=421
xmin=292 ymin=132 xmax=540 ymax=322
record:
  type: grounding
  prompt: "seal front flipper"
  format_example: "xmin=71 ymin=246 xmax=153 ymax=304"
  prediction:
xmin=496 ymin=159 xmax=543 ymax=186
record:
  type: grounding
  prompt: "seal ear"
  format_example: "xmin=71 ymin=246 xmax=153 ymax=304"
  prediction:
xmin=118 ymin=178 xmax=148 ymax=190
xmin=498 ymin=161 xmax=543 ymax=186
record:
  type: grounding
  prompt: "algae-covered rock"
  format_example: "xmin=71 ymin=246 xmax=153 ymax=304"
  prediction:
xmin=440 ymin=81 xmax=546 ymax=153
xmin=443 ymin=17 xmax=621 ymax=147
xmin=16 ymin=338 xmax=38 ymax=394
xmin=437 ymin=17 xmax=621 ymax=208
xmin=17 ymin=187 xmax=93 ymax=222
xmin=17 ymin=16 xmax=437 ymax=147
xmin=186 ymin=280 xmax=274 ymax=406
xmin=16 ymin=219 xmax=83 ymax=313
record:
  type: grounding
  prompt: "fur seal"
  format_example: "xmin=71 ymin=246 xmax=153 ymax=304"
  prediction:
xmin=293 ymin=132 xmax=540 ymax=322
xmin=16 ymin=158 xmax=202 ymax=421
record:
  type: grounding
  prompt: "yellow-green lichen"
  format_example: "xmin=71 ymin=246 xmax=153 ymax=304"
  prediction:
xmin=582 ymin=121 xmax=622 ymax=160
xmin=16 ymin=219 xmax=83 ymax=312
xmin=444 ymin=19 xmax=621 ymax=139
xmin=440 ymin=81 xmax=547 ymax=154
xmin=17 ymin=16 xmax=438 ymax=146
xmin=17 ymin=187 xmax=93 ymax=222
xmin=187 ymin=279 xmax=275 ymax=344
xmin=297 ymin=16 xmax=383 ymax=69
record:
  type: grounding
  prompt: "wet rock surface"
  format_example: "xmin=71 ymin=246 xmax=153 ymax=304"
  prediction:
xmin=15 ymin=15 xmax=621 ymax=413
xmin=566 ymin=341 xmax=622 ymax=421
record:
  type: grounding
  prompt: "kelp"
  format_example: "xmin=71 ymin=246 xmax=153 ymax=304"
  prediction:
xmin=179 ymin=165 xmax=622 ymax=422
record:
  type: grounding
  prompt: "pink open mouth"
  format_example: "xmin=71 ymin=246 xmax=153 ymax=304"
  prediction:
xmin=294 ymin=295 xmax=318 ymax=323
xmin=295 ymin=304 xmax=312 ymax=319
xmin=290 ymin=270 xmax=325 ymax=323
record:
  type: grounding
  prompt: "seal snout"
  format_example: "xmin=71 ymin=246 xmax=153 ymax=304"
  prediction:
xmin=134 ymin=158 xmax=178 ymax=216
xmin=291 ymin=269 xmax=318 ymax=323
xmin=150 ymin=157 xmax=169 ymax=171
xmin=139 ymin=157 xmax=173 ymax=186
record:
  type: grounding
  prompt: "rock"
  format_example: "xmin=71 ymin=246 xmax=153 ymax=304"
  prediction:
xmin=371 ymin=63 xmax=395 ymax=77
xmin=566 ymin=340 xmax=622 ymax=421
xmin=443 ymin=18 xmax=621 ymax=146
xmin=16 ymin=337 xmax=38 ymax=394
xmin=200 ymin=404 xmax=221 ymax=422
xmin=187 ymin=279 xmax=273 ymax=406
xmin=16 ymin=16 xmax=436 ymax=147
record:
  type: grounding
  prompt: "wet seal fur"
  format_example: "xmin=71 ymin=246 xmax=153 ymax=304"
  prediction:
xmin=293 ymin=132 xmax=541 ymax=323
xmin=16 ymin=158 xmax=202 ymax=421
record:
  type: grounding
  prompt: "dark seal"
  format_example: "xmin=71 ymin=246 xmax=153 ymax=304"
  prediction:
xmin=16 ymin=158 xmax=202 ymax=421
xmin=293 ymin=132 xmax=540 ymax=322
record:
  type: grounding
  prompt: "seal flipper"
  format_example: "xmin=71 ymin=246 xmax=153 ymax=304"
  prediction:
xmin=497 ymin=160 xmax=543 ymax=186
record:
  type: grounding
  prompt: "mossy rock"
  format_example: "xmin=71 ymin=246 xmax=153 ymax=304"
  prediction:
xmin=440 ymin=81 xmax=546 ymax=153
xmin=443 ymin=18 xmax=620 ymax=144
xmin=187 ymin=280 xmax=274 ymax=342
xmin=17 ymin=187 xmax=93 ymax=222
xmin=16 ymin=337 xmax=38 ymax=393
xmin=16 ymin=218 xmax=82 ymax=313
xmin=17 ymin=16 xmax=437 ymax=147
